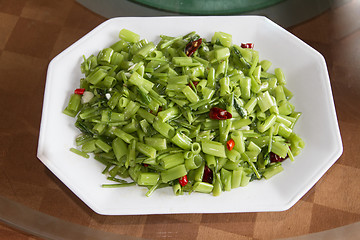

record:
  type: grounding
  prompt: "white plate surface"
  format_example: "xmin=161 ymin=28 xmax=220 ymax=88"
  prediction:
xmin=38 ymin=16 xmax=342 ymax=215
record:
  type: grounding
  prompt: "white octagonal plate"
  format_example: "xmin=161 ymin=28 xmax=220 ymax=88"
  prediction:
xmin=38 ymin=16 xmax=342 ymax=215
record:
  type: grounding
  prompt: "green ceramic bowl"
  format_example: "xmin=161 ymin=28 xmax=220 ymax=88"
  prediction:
xmin=131 ymin=0 xmax=285 ymax=15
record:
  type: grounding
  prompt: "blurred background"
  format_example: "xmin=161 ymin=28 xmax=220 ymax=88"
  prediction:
xmin=0 ymin=0 xmax=359 ymax=239
xmin=77 ymin=0 xmax=334 ymax=28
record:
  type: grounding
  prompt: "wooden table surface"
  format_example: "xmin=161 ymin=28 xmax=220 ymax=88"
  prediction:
xmin=0 ymin=0 xmax=359 ymax=239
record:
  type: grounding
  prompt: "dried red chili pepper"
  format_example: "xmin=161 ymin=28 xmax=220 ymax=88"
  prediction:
xmin=185 ymin=38 xmax=202 ymax=57
xmin=202 ymin=166 xmax=213 ymax=184
xmin=143 ymin=163 xmax=149 ymax=167
xmin=226 ymin=139 xmax=235 ymax=151
xmin=209 ymin=107 xmax=232 ymax=120
xmin=179 ymin=175 xmax=188 ymax=186
xmin=188 ymin=81 xmax=199 ymax=90
xmin=269 ymin=152 xmax=286 ymax=163
xmin=241 ymin=43 xmax=254 ymax=49
xmin=74 ymin=88 xmax=85 ymax=95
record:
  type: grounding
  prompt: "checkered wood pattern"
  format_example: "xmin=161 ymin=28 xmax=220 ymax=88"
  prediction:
xmin=0 ymin=0 xmax=359 ymax=239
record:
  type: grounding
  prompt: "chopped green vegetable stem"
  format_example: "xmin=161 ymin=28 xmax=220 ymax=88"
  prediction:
xmin=64 ymin=29 xmax=304 ymax=197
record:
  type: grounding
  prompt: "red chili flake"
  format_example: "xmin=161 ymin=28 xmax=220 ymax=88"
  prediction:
xmin=226 ymin=139 xmax=235 ymax=151
xmin=188 ymin=81 xmax=199 ymax=90
xmin=241 ymin=43 xmax=254 ymax=49
xmin=202 ymin=166 xmax=213 ymax=184
xmin=179 ymin=175 xmax=188 ymax=187
xmin=185 ymin=38 xmax=202 ymax=57
xmin=74 ymin=88 xmax=85 ymax=95
xmin=269 ymin=152 xmax=286 ymax=163
xmin=143 ymin=164 xmax=149 ymax=167
xmin=209 ymin=107 xmax=232 ymax=120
